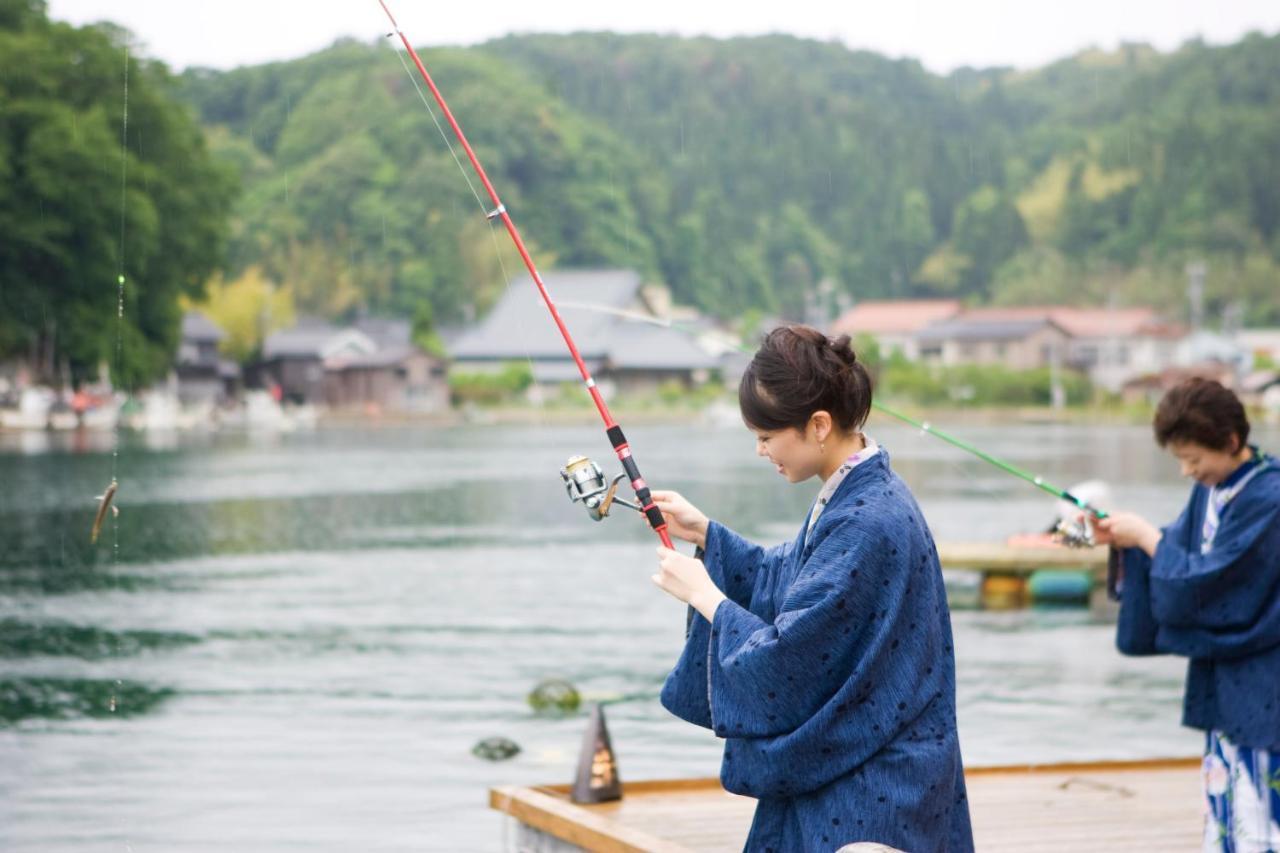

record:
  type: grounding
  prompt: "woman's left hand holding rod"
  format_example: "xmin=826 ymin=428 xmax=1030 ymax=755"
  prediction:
xmin=653 ymin=547 xmax=726 ymax=622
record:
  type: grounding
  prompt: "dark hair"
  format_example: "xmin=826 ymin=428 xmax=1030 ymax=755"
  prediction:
xmin=738 ymin=325 xmax=874 ymax=433
xmin=1153 ymin=378 xmax=1250 ymax=452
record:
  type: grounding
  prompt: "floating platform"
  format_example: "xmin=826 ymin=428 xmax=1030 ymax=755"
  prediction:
xmin=936 ymin=541 xmax=1109 ymax=609
xmin=936 ymin=541 xmax=1107 ymax=574
xmin=490 ymin=757 xmax=1202 ymax=852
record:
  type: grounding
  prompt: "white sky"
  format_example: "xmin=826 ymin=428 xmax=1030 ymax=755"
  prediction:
xmin=44 ymin=0 xmax=1280 ymax=74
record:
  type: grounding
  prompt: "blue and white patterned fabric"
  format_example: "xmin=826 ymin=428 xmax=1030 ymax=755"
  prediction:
xmin=1202 ymin=729 xmax=1280 ymax=852
xmin=1116 ymin=447 xmax=1280 ymax=850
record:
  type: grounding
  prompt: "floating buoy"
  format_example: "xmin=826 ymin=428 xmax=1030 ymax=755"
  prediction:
xmin=1028 ymin=570 xmax=1093 ymax=606
xmin=528 ymin=678 xmax=581 ymax=715
xmin=471 ymin=736 xmax=521 ymax=762
xmin=980 ymin=574 xmax=1027 ymax=610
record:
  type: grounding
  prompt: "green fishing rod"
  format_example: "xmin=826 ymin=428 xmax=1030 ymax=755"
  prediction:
xmin=866 ymin=402 xmax=1108 ymax=520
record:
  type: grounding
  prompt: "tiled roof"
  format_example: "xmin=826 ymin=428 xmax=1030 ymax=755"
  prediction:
xmin=450 ymin=269 xmax=719 ymax=372
xmin=830 ymin=300 xmax=961 ymax=336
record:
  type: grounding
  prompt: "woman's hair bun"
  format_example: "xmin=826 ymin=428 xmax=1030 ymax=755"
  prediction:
xmin=829 ymin=333 xmax=858 ymax=367
xmin=738 ymin=324 xmax=874 ymax=433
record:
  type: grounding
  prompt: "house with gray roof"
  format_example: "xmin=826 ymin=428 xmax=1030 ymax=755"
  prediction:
xmin=176 ymin=311 xmax=239 ymax=405
xmin=449 ymin=269 xmax=723 ymax=395
xmin=258 ymin=318 xmax=368 ymax=403
xmin=915 ymin=314 xmax=1071 ymax=370
xmin=258 ymin=317 xmax=446 ymax=411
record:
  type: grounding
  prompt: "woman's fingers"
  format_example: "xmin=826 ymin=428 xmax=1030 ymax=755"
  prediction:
xmin=652 ymin=548 xmax=682 ymax=599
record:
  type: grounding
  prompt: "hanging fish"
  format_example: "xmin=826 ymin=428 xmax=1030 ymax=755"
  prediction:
xmin=90 ymin=479 xmax=119 ymax=544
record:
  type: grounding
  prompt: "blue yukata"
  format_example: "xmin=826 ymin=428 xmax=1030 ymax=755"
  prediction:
xmin=661 ymin=444 xmax=974 ymax=852
xmin=1114 ymin=449 xmax=1280 ymax=852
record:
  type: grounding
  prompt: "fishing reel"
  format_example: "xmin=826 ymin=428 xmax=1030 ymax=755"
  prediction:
xmin=560 ymin=455 xmax=642 ymax=521
xmin=1052 ymin=505 xmax=1112 ymax=549
xmin=1053 ymin=515 xmax=1096 ymax=548
xmin=1049 ymin=482 xmax=1111 ymax=549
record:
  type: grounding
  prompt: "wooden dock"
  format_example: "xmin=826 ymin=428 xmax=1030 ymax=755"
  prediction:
xmin=934 ymin=541 xmax=1110 ymax=608
xmin=936 ymin=541 xmax=1108 ymax=574
xmin=490 ymin=758 xmax=1202 ymax=852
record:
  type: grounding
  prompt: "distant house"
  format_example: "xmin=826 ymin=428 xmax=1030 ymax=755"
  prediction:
xmin=176 ymin=311 xmax=239 ymax=405
xmin=1051 ymin=308 xmax=1185 ymax=392
xmin=1176 ymin=330 xmax=1253 ymax=374
xmin=260 ymin=319 xmax=374 ymax=403
xmin=915 ymin=312 xmax=1071 ymax=370
xmin=1120 ymin=364 xmax=1238 ymax=405
xmin=912 ymin=306 xmax=1188 ymax=390
xmin=258 ymin=317 xmax=446 ymax=411
xmin=995 ymin=307 xmax=1186 ymax=392
xmin=449 ymin=269 xmax=722 ymax=396
xmin=830 ymin=300 xmax=961 ymax=360
xmin=324 ymin=318 xmax=447 ymax=412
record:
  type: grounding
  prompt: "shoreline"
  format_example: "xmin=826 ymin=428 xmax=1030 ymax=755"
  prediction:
xmin=4 ymin=400 xmax=1276 ymax=434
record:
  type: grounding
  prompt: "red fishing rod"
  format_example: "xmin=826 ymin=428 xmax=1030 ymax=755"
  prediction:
xmin=376 ymin=0 xmax=674 ymax=548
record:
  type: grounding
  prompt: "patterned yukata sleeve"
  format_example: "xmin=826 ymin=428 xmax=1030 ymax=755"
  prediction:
xmin=704 ymin=516 xmax=918 ymax=742
xmin=1148 ymin=491 xmax=1280 ymax=661
xmin=660 ymin=521 xmax=788 ymax=729
xmin=701 ymin=520 xmax=791 ymax=608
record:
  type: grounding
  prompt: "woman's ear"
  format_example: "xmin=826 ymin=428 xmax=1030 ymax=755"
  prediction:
xmin=809 ymin=411 xmax=833 ymax=444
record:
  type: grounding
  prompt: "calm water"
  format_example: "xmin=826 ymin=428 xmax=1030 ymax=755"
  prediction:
xmin=3 ymin=417 xmax=1272 ymax=851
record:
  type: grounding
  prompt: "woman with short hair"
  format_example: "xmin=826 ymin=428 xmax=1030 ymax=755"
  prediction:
xmin=1100 ymin=377 xmax=1280 ymax=851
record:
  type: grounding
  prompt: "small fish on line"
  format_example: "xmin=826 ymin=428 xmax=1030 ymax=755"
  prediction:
xmin=90 ymin=480 xmax=119 ymax=544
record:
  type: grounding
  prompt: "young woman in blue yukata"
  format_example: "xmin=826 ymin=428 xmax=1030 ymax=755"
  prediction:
xmin=648 ymin=324 xmax=974 ymax=853
xmin=1097 ymin=378 xmax=1280 ymax=852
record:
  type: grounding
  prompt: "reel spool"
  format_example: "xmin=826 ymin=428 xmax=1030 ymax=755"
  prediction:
xmin=559 ymin=455 xmax=642 ymax=521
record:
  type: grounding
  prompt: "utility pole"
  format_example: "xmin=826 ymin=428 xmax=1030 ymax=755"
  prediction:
xmin=1185 ymin=261 xmax=1206 ymax=334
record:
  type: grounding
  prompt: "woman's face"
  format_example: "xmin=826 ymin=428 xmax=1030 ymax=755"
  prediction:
xmin=1168 ymin=439 xmax=1243 ymax=487
xmin=752 ymin=423 xmax=823 ymax=483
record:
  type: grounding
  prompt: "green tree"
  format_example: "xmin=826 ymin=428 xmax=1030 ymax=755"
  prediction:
xmin=0 ymin=2 xmax=235 ymax=386
xmin=169 ymin=27 xmax=1280 ymax=328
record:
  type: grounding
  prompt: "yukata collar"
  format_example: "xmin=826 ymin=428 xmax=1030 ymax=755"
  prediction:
xmin=807 ymin=436 xmax=884 ymax=532
xmin=1218 ymin=445 xmax=1265 ymax=490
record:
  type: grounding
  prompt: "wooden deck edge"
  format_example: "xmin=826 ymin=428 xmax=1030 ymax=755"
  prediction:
xmin=963 ymin=756 xmax=1201 ymax=776
xmin=489 ymin=785 xmax=692 ymax=853
xmin=535 ymin=777 xmax=729 ymax=797
xmin=490 ymin=757 xmax=1202 ymax=851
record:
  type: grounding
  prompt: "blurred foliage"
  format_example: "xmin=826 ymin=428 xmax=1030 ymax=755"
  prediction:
xmin=447 ymin=361 xmax=534 ymax=404
xmin=176 ymin=30 xmax=1280 ymax=331
xmin=875 ymin=349 xmax=1094 ymax=407
xmin=0 ymin=0 xmax=235 ymax=385
xmin=189 ymin=265 xmax=294 ymax=362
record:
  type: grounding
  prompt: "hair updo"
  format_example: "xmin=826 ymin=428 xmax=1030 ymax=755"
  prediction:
xmin=738 ymin=324 xmax=874 ymax=434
